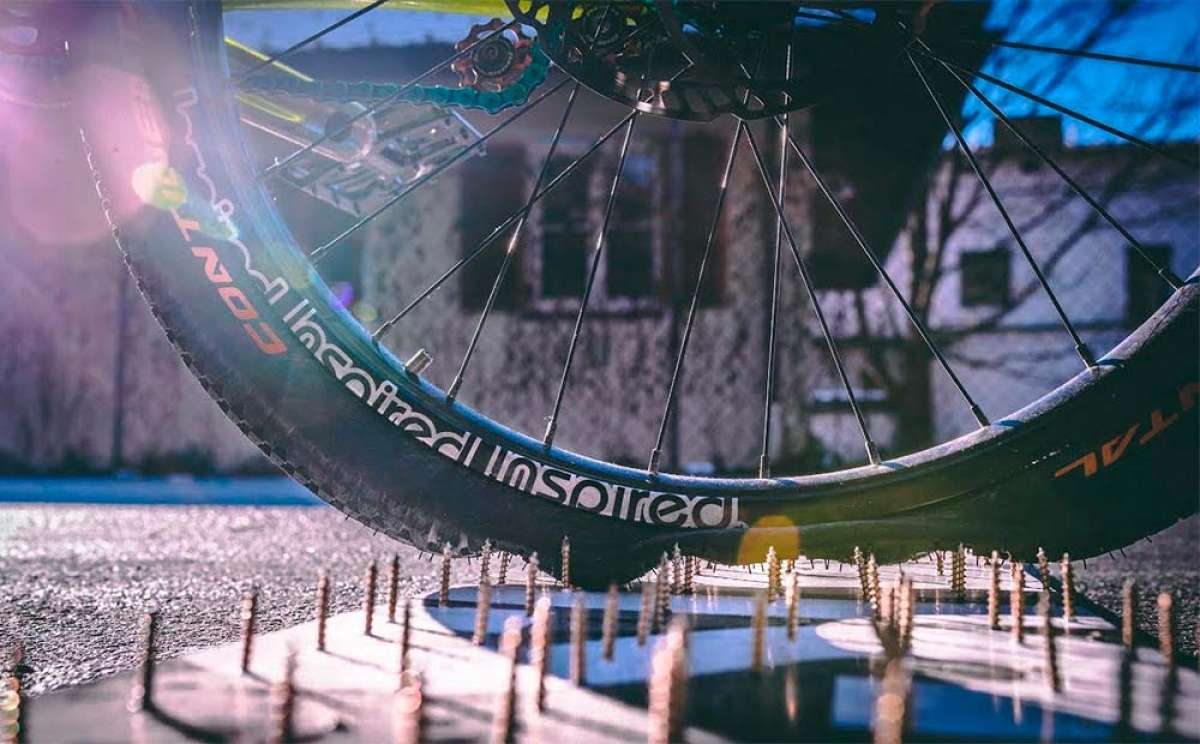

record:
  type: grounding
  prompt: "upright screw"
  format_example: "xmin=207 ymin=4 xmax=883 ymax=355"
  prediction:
xmin=1060 ymin=553 xmax=1074 ymax=622
xmin=654 ymin=554 xmax=671 ymax=632
xmin=766 ymin=546 xmax=781 ymax=602
xmin=1 ymin=672 xmax=21 ymax=744
xmin=268 ymin=648 xmax=297 ymax=744
xmin=868 ymin=554 xmax=881 ymax=617
xmin=935 ymin=550 xmax=944 ymax=577
xmin=951 ymin=547 xmax=966 ymax=600
xmin=393 ymin=673 xmax=424 ymax=744
xmin=872 ymin=657 xmax=910 ymax=744
xmin=648 ymin=617 xmax=689 ymax=744
xmin=386 ymin=554 xmax=400 ymax=623
xmin=128 ymin=611 xmax=158 ymax=712
xmin=398 ymin=599 xmax=413 ymax=678
xmin=854 ymin=547 xmax=870 ymax=601
xmin=364 ymin=560 xmax=378 ymax=636
xmin=473 ymin=578 xmax=492 ymax=646
xmin=684 ymin=556 xmax=696 ymax=594
xmin=671 ymin=545 xmax=684 ymax=595
xmin=1011 ymin=563 xmax=1025 ymax=644
xmin=525 ymin=552 xmax=539 ymax=616
xmin=1157 ymin=592 xmax=1175 ymax=661
xmin=479 ymin=539 xmax=493 ymax=586
xmin=491 ymin=616 xmax=522 ymax=744
xmin=560 ymin=536 xmax=571 ymax=588
xmin=785 ymin=570 xmax=800 ymax=641
xmin=1040 ymin=594 xmax=1061 ymax=693
xmin=988 ymin=550 xmax=1001 ymax=630
xmin=602 ymin=583 xmax=619 ymax=661
xmin=1036 ymin=547 xmax=1049 ymax=590
xmin=637 ymin=579 xmax=655 ymax=647
xmin=440 ymin=544 xmax=452 ymax=607
xmin=497 ymin=551 xmax=511 ymax=585
xmin=1121 ymin=578 xmax=1136 ymax=650
xmin=315 ymin=572 xmax=330 ymax=652
xmin=531 ymin=597 xmax=552 ymax=711
xmin=751 ymin=590 xmax=767 ymax=673
xmin=570 ymin=593 xmax=587 ymax=685
xmin=899 ymin=575 xmax=915 ymax=653
xmin=240 ymin=589 xmax=258 ymax=674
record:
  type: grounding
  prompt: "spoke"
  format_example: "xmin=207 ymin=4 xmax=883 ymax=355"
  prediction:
xmin=949 ymin=36 xmax=1200 ymax=74
xmin=932 ymin=54 xmax=1199 ymax=169
xmin=233 ymin=0 xmax=390 ymax=84
xmin=445 ymin=84 xmax=583 ymax=402
xmin=258 ymin=24 xmax=511 ymax=180
xmin=543 ymin=113 xmax=640 ymax=449
xmin=921 ymin=47 xmax=1183 ymax=290
xmin=743 ymin=124 xmax=881 ymax=467
xmin=909 ymin=50 xmax=1098 ymax=370
xmin=309 ymin=77 xmax=570 ymax=263
xmin=371 ymin=108 xmax=639 ymax=340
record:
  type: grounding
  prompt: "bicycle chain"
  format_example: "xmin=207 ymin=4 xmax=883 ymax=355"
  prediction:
xmin=239 ymin=46 xmax=550 ymax=115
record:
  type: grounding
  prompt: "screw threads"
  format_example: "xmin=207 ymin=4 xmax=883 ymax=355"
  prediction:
xmin=531 ymin=597 xmax=551 ymax=711
xmin=1 ymin=670 xmax=21 ymax=744
xmin=440 ymin=544 xmax=452 ymax=607
xmin=854 ymin=547 xmax=870 ymax=601
xmin=899 ymin=575 xmax=915 ymax=653
xmin=1060 ymin=553 xmax=1074 ymax=622
xmin=988 ymin=551 xmax=1001 ymax=630
xmin=766 ymin=546 xmax=781 ymax=602
xmin=637 ymin=579 xmax=654 ymax=647
xmin=393 ymin=673 xmax=424 ymax=744
xmin=480 ymin=539 xmax=493 ymax=586
xmin=654 ymin=554 xmax=671 ymax=632
xmin=1121 ymin=578 xmax=1136 ymax=650
xmin=398 ymin=599 xmax=412 ymax=678
xmin=601 ymin=583 xmax=619 ymax=661
xmin=685 ymin=556 xmax=696 ymax=594
xmin=951 ymin=546 xmax=966 ymax=600
xmin=751 ymin=590 xmax=767 ymax=673
xmin=935 ymin=550 xmax=944 ymax=577
xmin=868 ymin=555 xmax=881 ymax=618
xmin=570 ymin=593 xmax=587 ymax=685
xmin=648 ymin=618 xmax=689 ymax=744
xmin=364 ymin=561 xmax=378 ymax=636
xmin=316 ymin=572 xmax=330 ymax=652
xmin=1040 ymin=594 xmax=1061 ymax=693
xmin=561 ymin=536 xmax=571 ymax=588
xmin=387 ymin=554 xmax=400 ymax=623
xmin=240 ymin=590 xmax=258 ymax=674
xmin=1012 ymin=563 xmax=1025 ymax=644
xmin=1157 ymin=592 xmax=1175 ymax=661
xmin=785 ymin=571 xmax=800 ymax=641
xmin=473 ymin=578 xmax=492 ymax=646
xmin=671 ymin=545 xmax=684 ymax=595
xmin=525 ymin=552 xmax=539 ymax=616
xmin=269 ymin=649 xmax=297 ymax=744
xmin=128 ymin=611 xmax=158 ymax=712
xmin=491 ymin=616 xmax=522 ymax=744
xmin=1036 ymin=547 xmax=1049 ymax=589
xmin=497 ymin=551 xmax=511 ymax=585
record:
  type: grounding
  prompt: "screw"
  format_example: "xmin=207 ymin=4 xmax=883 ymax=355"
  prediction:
xmin=868 ymin=554 xmax=881 ymax=618
xmin=315 ymin=572 xmax=330 ymax=652
xmin=684 ymin=556 xmax=695 ymax=595
xmin=268 ymin=648 xmax=297 ymax=744
xmin=387 ymin=554 xmax=400 ymax=623
xmin=531 ymin=596 xmax=551 ymax=711
xmin=671 ymin=545 xmax=683 ymax=595
xmin=398 ymin=599 xmax=413 ymax=678
xmin=561 ymin=536 xmax=571 ymax=588
xmin=637 ymin=579 xmax=654 ymax=647
xmin=240 ymin=589 xmax=258 ymax=674
xmin=766 ymin=546 xmax=781 ymax=602
xmin=785 ymin=570 xmax=800 ymax=641
xmin=872 ymin=656 xmax=910 ymax=744
xmin=473 ymin=578 xmax=492 ymax=646
xmin=1012 ymin=563 xmax=1025 ymax=644
xmin=647 ymin=617 xmax=689 ymax=744
xmin=935 ymin=550 xmax=944 ymax=577
xmin=602 ymin=583 xmax=619 ymax=661
xmin=751 ymin=590 xmax=767 ymax=673
xmin=854 ymin=547 xmax=870 ymax=602
xmin=1060 ymin=553 xmax=1074 ymax=622
xmin=491 ymin=616 xmax=522 ymax=744
xmin=497 ymin=551 xmax=511 ymax=585
xmin=479 ymin=540 xmax=493 ymax=586
xmin=440 ymin=544 xmax=452 ymax=607
xmin=1 ymin=671 xmax=21 ymax=744
xmin=654 ymin=554 xmax=671 ymax=632
xmin=1157 ymin=592 xmax=1175 ymax=661
xmin=988 ymin=551 xmax=1001 ymax=630
xmin=951 ymin=546 xmax=966 ymax=600
xmin=1040 ymin=593 xmax=1060 ymax=693
xmin=1036 ymin=547 xmax=1049 ymax=590
xmin=365 ymin=561 xmax=378 ymax=636
xmin=393 ymin=673 xmax=424 ymax=744
xmin=525 ymin=552 xmax=539 ymax=616
xmin=570 ymin=593 xmax=587 ymax=685
xmin=1121 ymin=578 xmax=1135 ymax=650
xmin=128 ymin=611 xmax=158 ymax=712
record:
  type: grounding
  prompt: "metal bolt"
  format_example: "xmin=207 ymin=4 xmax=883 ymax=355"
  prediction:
xmin=602 ymin=583 xmax=619 ymax=661
xmin=128 ymin=611 xmax=158 ymax=712
xmin=671 ymin=545 xmax=683 ymax=595
xmin=637 ymin=579 xmax=654 ymax=647
xmin=268 ymin=648 xmax=297 ymax=744
xmin=525 ymin=552 xmax=539 ymax=616
xmin=868 ymin=554 xmax=881 ymax=618
xmin=531 ymin=597 xmax=551 ymax=711
xmin=766 ymin=546 xmax=781 ymax=602
xmin=240 ymin=589 xmax=258 ymax=674
xmin=364 ymin=560 xmax=378 ymax=636
xmin=440 ymin=544 xmax=452 ymax=607
xmin=387 ymin=554 xmax=400 ymax=623
xmin=751 ymin=590 xmax=767 ymax=673
xmin=1012 ymin=563 xmax=1025 ymax=644
xmin=404 ymin=348 xmax=433 ymax=375
xmin=316 ymin=572 xmax=330 ymax=652
xmin=393 ymin=673 xmax=424 ymax=744
xmin=1157 ymin=592 xmax=1175 ymax=661
xmin=491 ymin=616 xmax=522 ymax=744
xmin=951 ymin=546 xmax=966 ymax=600
xmin=988 ymin=550 xmax=1001 ymax=630
xmin=479 ymin=540 xmax=493 ymax=586
xmin=570 ymin=593 xmax=587 ymax=685
xmin=497 ymin=551 xmax=511 ymax=585
xmin=1036 ymin=547 xmax=1049 ymax=590
xmin=473 ymin=578 xmax=492 ymax=646
xmin=1121 ymin=578 xmax=1135 ymax=650
xmin=1040 ymin=594 xmax=1061 ymax=693
xmin=560 ymin=536 xmax=571 ymax=588
xmin=785 ymin=570 xmax=800 ymax=641
xmin=854 ymin=547 xmax=870 ymax=602
xmin=398 ymin=599 xmax=413 ymax=678
xmin=1060 ymin=553 xmax=1074 ymax=622
xmin=684 ymin=556 xmax=695 ymax=595
xmin=647 ymin=617 xmax=689 ymax=744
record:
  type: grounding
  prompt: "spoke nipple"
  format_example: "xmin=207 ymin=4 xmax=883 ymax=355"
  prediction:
xmin=398 ymin=599 xmax=413 ymax=679
xmin=1012 ymin=563 xmax=1026 ymax=645
xmin=440 ymin=544 xmax=452 ymax=607
xmin=569 ymin=593 xmax=587 ymax=685
xmin=491 ymin=616 xmax=523 ymax=744
xmin=404 ymin=348 xmax=433 ymax=376
xmin=560 ymin=536 xmax=571 ymax=589
xmin=1041 ymin=593 xmax=1061 ymax=693
xmin=750 ymin=590 xmax=767 ymax=673
xmin=270 ymin=647 xmax=297 ymax=744
xmin=601 ymin=583 xmax=619 ymax=662
xmin=758 ymin=455 xmax=770 ymax=479
xmin=647 ymin=449 xmax=662 ymax=477
xmin=525 ymin=552 xmax=539 ymax=616
xmin=472 ymin=578 xmax=492 ymax=646
xmin=240 ymin=588 xmax=258 ymax=675
xmin=988 ymin=551 xmax=1001 ymax=630
xmin=785 ymin=570 xmax=800 ymax=641
xmin=1121 ymin=578 xmax=1136 ymax=650
xmin=128 ymin=610 xmax=158 ymax=713
xmin=394 ymin=672 xmax=425 ymax=744
xmin=497 ymin=551 xmax=511 ymax=586
xmin=316 ymin=572 xmax=330 ymax=652
xmin=865 ymin=440 xmax=882 ymax=466
xmin=637 ymin=578 xmax=654 ymax=647
xmin=1077 ymin=343 xmax=1099 ymax=370
xmin=364 ymin=560 xmax=378 ymax=636
xmin=387 ymin=554 xmax=400 ymax=623
xmin=647 ymin=617 xmax=689 ymax=744
xmin=531 ymin=596 xmax=551 ymax=712
xmin=1060 ymin=553 xmax=1074 ymax=622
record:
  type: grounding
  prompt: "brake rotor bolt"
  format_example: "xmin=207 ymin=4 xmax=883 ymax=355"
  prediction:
xmin=1157 ymin=592 xmax=1175 ymax=661
xmin=570 ymin=593 xmax=587 ymax=685
xmin=988 ymin=551 xmax=1001 ymax=630
xmin=269 ymin=648 xmax=297 ymax=744
xmin=1012 ymin=563 xmax=1026 ymax=644
xmin=525 ymin=552 xmax=539 ymax=616
xmin=637 ymin=579 xmax=654 ymax=646
xmin=601 ymin=583 xmax=619 ymax=661
xmin=648 ymin=617 xmax=689 ymax=744
xmin=531 ymin=597 xmax=551 ymax=711
xmin=785 ymin=571 xmax=800 ymax=641
xmin=751 ymin=590 xmax=767 ymax=673
xmin=497 ymin=551 xmax=511 ymax=585
xmin=560 ymin=536 xmax=571 ymax=588
xmin=1121 ymin=578 xmax=1136 ymax=650
xmin=364 ymin=561 xmax=378 ymax=636
xmin=1060 ymin=553 xmax=1074 ymax=622
xmin=491 ymin=615 xmax=522 ymax=744
xmin=316 ymin=572 xmax=330 ymax=652
xmin=386 ymin=554 xmax=400 ymax=623
xmin=398 ymin=599 xmax=412 ymax=677
xmin=1040 ymin=594 xmax=1061 ymax=692
xmin=240 ymin=589 xmax=258 ymax=674
xmin=128 ymin=611 xmax=158 ymax=712
xmin=440 ymin=544 xmax=452 ymax=607
xmin=473 ymin=578 xmax=492 ymax=646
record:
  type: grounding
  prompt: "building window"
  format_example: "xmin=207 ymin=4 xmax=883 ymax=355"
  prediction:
xmin=539 ymin=153 xmax=592 ymax=299
xmin=1126 ymin=243 xmax=1172 ymax=325
xmin=678 ymin=133 xmax=727 ymax=306
xmin=606 ymin=155 xmax=657 ymax=299
xmin=960 ymin=248 xmax=1010 ymax=307
xmin=460 ymin=145 xmax=527 ymax=311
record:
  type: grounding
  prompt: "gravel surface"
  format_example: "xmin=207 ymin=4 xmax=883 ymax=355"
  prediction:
xmin=1 ymin=504 xmax=1196 ymax=697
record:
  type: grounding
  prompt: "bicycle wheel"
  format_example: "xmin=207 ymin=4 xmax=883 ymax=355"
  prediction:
xmin=55 ymin=0 xmax=1198 ymax=585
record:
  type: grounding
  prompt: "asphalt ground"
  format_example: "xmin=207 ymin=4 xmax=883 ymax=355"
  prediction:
xmin=0 ymin=504 xmax=1195 ymax=697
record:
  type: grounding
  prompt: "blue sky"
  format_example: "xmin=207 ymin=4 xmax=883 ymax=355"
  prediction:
xmin=224 ymin=2 xmax=1199 ymax=146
